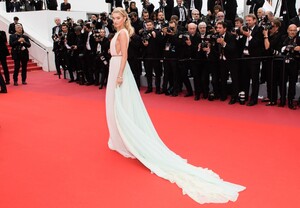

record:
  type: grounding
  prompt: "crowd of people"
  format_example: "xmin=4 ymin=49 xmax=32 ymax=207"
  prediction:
xmin=3 ymin=0 xmax=71 ymax=12
xmin=48 ymin=0 xmax=300 ymax=110
xmin=1 ymin=0 xmax=300 ymax=110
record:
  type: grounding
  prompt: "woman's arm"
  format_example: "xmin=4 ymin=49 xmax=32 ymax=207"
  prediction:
xmin=116 ymin=30 xmax=129 ymax=85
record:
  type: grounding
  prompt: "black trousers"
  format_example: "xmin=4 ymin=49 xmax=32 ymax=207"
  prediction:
xmin=13 ymin=57 xmax=28 ymax=82
xmin=219 ymin=59 xmax=239 ymax=99
xmin=191 ymin=60 xmax=210 ymax=97
xmin=84 ymin=51 xmax=95 ymax=83
xmin=0 ymin=72 xmax=7 ymax=91
xmin=266 ymin=58 xmax=282 ymax=102
xmin=162 ymin=59 xmax=178 ymax=93
xmin=144 ymin=59 xmax=161 ymax=90
xmin=240 ymin=58 xmax=260 ymax=102
xmin=0 ymin=56 xmax=9 ymax=82
xmin=178 ymin=61 xmax=193 ymax=94
xmin=128 ymin=57 xmax=142 ymax=89
xmin=279 ymin=60 xmax=299 ymax=102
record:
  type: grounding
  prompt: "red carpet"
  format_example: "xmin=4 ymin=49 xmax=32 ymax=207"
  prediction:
xmin=0 ymin=71 xmax=300 ymax=208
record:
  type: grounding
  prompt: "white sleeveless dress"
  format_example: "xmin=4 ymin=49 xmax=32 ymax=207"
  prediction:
xmin=105 ymin=29 xmax=246 ymax=204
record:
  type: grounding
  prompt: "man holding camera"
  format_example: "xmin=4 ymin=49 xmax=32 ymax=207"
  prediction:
xmin=9 ymin=24 xmax=31 ymax=86
xmin=215 ymin=21 xmax=239 ymax=104
xmin=240 ymin=14 xmax=264 ymax=106
xmin=177 ymin=23 xmax=196 ymax=98
xmin=93 ymin=29 xmax=110 ymax=89
xmin=262 ymin=18 xmax=282 ymax=106
xmin=142 ymin=20 xmax=163 ymax=94
xmin=280 ymin=24 xmax=300 ymax=110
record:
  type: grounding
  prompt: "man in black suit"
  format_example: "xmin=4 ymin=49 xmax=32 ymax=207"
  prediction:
xmin=207 ymin=0 xmax=224 ymax=15
xmin=280 ymin=0 xmax=297 ymax=20
xmin=215 ymin=21 xmax=239 ymax=104
xmin=9 ymin=0 xmax=22 ymax=12
xmin=172 ymin=0 xmax=189 ymax=27
xmin=9 ymin=24 xmax=31 ymax=86
xmin=280 ymin=24 xmax=300 ymax=110
xmin=8 ymin=16 xmax=20 ymax=35
xmin=52 ymin=17 xmax=62 ymax=77
xmin=0 ymin=30 xmax=10 ymax=85
xmin=184 ymin=0 xmax=202 ymax=17
xmin=240 ymin=14 xmax=264 ymax=106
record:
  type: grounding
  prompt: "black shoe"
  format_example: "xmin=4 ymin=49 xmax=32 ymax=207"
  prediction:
xmin=220 ymin=96 xmax=227 ymax=101
xmin=194 ymin=95 xmax=200 ymax=101
xmin=247 ymin=100 xmax=257 ymax=106
xmin=0 ymin=90 xmax=7 ymax=93
xmin=172 ymin=92 xmax=178 ymax=97
xmin=266 ymin=101 xmax=277 ymax=106
xmin=155 ymin=89 xmax=162 ymax=94
xmin=184 ymin=92 xmax=193 ymax=97
xmin=14 ymin=82 xmax=18 ymax=86
xmin=278 ymin=101 xmax=285 ymax=107
xmin=145 ymin=89 xmax=152 ymax=94
xmin=228 ymin=98 xmax=237 ymax=105
xmin=99 ymin=84 xmax=104 ymax=89
xmin=85 ymin=82 xmax=93 ymax=86
xmin=22 ymin=81 xmax=27 ymax=85
xmin=68 ymin=80 xmax=75 ymax=83
xmin=262 ymin=98 xmax=270 ymax=102
xmin=5 ymin=81 xmax=10 ymax=85
xmin=288 ymin=100 xmax=297 ymax=110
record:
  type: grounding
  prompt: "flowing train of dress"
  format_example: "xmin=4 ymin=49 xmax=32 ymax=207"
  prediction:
xmin=106 ymin=29 xmax=246 ymax=204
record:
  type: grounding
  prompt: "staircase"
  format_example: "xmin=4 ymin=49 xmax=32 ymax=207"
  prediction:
xmin=0 ymin=46 xmax=43 ymax=74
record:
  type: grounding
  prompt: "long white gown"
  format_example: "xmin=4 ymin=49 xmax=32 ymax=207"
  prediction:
xmin=106 ymin=28 xmax=246 ymax=204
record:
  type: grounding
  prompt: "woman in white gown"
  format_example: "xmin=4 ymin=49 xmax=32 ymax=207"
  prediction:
xmin=106 ymin=7 xmax=245 ymax=204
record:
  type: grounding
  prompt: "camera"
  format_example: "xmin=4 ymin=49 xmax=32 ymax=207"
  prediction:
xmin=260 ymin=15 xmax=273 ymax=30
xmin=179 ymin=32 xmax=190 ymax=41
xmin=211 ymin=33 xmax=221 ymax=39
xmin=141 ymin=30 xmax=152 ymax=41
xmin=231 ymin=27 xmax=242 ymax=35
xmin=100 ymin=12 xmax=107 ymax=21
xmin=96 ymin=52 xmax=108 ymax=66
xmin=200 ymin=41 xmax=208 ymax=49
xmin=242 ymin=24 xmax=249 ymax=32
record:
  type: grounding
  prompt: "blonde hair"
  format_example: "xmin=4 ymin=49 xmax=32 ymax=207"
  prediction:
xmin=112 ymin=7 xmax=135 ymax=37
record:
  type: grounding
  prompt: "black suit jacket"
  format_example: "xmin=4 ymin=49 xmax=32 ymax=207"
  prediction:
xmin=280 ymin=0 xmax=297 ymax=20
xmin=172 ymin=5 xmax=189 ymax=22
xmin=9 ymin=33 xmax=31 ymax=61
xmin=221 ymin=32 xmax=239 ymax=60
xmin=0 ymin=31 xmax=9 ymax=57
xmin=241 ymin=25 xmax=264 ymax=57
xmin=207 ymin=0 xmax=225 ymax=12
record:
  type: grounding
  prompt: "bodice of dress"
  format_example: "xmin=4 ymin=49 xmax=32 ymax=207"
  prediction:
xmin=110 ymin=28 xmax=129 ymax=56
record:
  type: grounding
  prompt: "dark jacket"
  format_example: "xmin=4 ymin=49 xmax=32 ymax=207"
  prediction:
xmin=0 ymin=31 xmax=10 ymax=57
xmin=9 ymin=33 xmax=31 ymax=61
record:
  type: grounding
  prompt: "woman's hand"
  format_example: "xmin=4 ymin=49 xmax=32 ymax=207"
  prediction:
xmin=116 ymin=76 xmax=123 ymax=86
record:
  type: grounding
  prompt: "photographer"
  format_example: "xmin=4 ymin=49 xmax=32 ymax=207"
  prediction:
xmin=262 ymin=18 xmax=283 ymax=106
xmin=99 ymin=12 xmax=114 ymax=34
xmin=154 ymin=11 xmax=168 ymax=30
xmin=195 ymin=22 xmax=211 ymax=100
xmin=240 ymin=14 xmax=264 ymax=106
xmin=172 ymin=0 xmax=189 ymax=27
xmin=155 ymin=0 xmax=174 ymax=21
xmin=161 ymin=20 xmax=180 ymax=96
xmin=129 ymin=12 xmax=143 ymax=34
xmin=280 ymin=24 xmax=300 ymax=110
xmin=9 ymin=24 xmax=31 ymax=86
xmin=177 ymin=23 xmax=196 ymax=98
xmin=93 ymin=29 xmax=110 ymax=89
xmin=83 ymin=23 xmax=96 ymax=85
xmin=141 ymin=19 xmax=163 ymax=94
xmin=215 ymin=21 xmax=239 ymax=104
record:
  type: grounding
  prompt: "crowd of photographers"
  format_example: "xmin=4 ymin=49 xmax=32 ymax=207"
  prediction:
xmin=50 ymin=0 xmax=300 ymax=110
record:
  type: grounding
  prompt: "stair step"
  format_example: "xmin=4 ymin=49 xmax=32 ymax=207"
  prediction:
xmin=1 ymin=62 xmax=37 ymax=69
